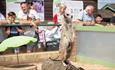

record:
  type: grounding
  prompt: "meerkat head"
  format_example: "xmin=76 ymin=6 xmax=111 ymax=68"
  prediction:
xmin=63 ymin=13 xmax=73 ymax=24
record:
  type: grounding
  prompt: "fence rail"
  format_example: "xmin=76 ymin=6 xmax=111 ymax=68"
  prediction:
xmin=0 ymin=24 xmax=61 ymax=27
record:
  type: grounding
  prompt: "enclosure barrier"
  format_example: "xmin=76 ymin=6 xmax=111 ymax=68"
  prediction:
xmin=75 ymin=25 xmax=115 ymax=68
xmin=0 ymin=23 xmax=115 ymax=68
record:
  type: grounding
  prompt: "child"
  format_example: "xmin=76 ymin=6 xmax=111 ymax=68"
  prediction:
xmin=95 ymin=14 xmax=103 ymax=24
xmin=94 ymin=14 xmax=105 ymax=26
xmin=53 ymin=4 xmax=67 ymax=24
xmin=6 ymin=12 xmax=24 ymax=53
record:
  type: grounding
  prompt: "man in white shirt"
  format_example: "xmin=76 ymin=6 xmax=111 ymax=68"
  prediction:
xmin=18 ymin=2 xmax=41 ymax=52
xmin=18 ymin=2 xmax=40 ymax=24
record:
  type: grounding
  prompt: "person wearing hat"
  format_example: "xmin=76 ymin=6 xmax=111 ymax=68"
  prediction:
xmin=45 ymin=21 xmax=61 ymax=42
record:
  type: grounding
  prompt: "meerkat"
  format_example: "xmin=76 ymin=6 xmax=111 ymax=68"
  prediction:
xmin=58 ymin=13 xmax=77 ymax=62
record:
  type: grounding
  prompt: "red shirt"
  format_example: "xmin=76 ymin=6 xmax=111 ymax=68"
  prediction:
xmin=52 ymin=14 xmax=58 ymax=24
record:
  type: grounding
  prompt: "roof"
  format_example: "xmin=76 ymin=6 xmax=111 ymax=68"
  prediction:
xmin=102 ymin=4 xmax=115 ymax=12
xmin=97 ymin=3 xmax=115 ymax=18
xmin=98 ymin=9 xmax=114 ymax=18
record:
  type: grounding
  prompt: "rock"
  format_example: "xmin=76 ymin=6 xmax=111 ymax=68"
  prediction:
xmin=42 ymin=59 xmax=84 ymax=70
xmin=66 ymin=64 xmax=84 ymax=70
xmin=42 ymin=59 xmax=66 ymax=70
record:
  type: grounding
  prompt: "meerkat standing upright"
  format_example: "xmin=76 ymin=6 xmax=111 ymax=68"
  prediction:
xmin=58 ymin=13 xmax=77 ymax=62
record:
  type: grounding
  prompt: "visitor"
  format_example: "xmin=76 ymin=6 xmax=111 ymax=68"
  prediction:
xmin=53 ymin=4 xmax=67 ymax=24
xmin=6 ymin=12 xmax=24 ymax=53
xmin=95 ymin=14 xmax=103 ymax=24
xmin=18 ymin=2 xmax=41 ymax=53
xmin=76 ymin=5 xmax=95 ymax=26
xmin=110 ymin=13 xmax=115 ymax=25
xmin=0 ymin=12 xmax=6 ymax=42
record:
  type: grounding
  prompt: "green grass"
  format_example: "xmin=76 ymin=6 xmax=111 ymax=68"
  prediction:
xmin=77 ymin=55 xmax=115 ymax=68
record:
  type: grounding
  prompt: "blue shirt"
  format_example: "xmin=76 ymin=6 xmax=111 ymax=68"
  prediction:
xmin=77 ymin=10 xmax=94 ymax=22
xmin=10 ymin=26 xmax=19 ymax=35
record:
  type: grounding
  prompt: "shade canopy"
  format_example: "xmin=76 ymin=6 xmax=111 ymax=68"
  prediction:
xmin=0 ymin=36 xmax=37 ymax=52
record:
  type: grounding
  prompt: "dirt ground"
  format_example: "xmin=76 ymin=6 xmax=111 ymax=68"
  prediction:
xmin=35 ymin=62 xmax=115 ymax=70
xmin=0 ymin=62 xmax=114 ymax=70
xmin=72 ymin=62 xmax=115 ymax=70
